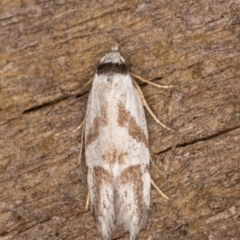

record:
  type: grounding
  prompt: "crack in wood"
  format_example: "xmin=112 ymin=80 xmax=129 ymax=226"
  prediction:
xmin=22 ymin=89 xmax=90 ymax=114
xmin=154 ymin=124 xmax=240 ymax=155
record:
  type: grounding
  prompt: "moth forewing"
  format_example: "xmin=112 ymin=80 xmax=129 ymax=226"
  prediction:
xmin=84 ymin=46 xmax=171 ymax=240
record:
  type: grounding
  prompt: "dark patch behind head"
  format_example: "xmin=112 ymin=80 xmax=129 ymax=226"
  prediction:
xmin=97 ymin=63 xmax=128 ymax=75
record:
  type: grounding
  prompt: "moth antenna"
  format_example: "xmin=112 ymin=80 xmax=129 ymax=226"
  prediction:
xmin=134 ymin=80 xmax=173 ymax=131
xmin=132 ymin=73 xmax=174 ymax=89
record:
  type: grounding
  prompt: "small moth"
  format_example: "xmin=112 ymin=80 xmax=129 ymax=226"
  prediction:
xmin=84 ymin=46 xmax=171 ymax=240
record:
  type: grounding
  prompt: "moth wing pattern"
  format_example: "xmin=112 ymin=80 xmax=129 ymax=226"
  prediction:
xmin=85 ymin=47 xmax=151 ymax=240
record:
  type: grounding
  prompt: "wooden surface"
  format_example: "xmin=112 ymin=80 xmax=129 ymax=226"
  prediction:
xmin=0 ymin=0 xmax=240 ymax=239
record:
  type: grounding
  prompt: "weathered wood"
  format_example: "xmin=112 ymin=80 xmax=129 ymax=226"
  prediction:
xmin=0 ymin=0 xmax=239 ymax=239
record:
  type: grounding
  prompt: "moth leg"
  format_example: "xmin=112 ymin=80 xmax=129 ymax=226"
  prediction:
xmin=72 ymin=118 xmax=86 ymax=164
xmin=150 ymin=178 xmax=169 ymax=200
xmin=72 ymin=118 xmax=85 ymax=133
xmin=134 ymin=81 xmax=173 ymax=131
xmin=85 ymin=192 xmax=89 ymax=210
xmin=79 ymin=121 xmax=85 ymax=163
xmin=132 ymin=73 xmax=174 ymax=89
xmin=81 ymin=77 xmax=93 ymax=89
xmin=73 ymin=119 xmax=89 ymax=210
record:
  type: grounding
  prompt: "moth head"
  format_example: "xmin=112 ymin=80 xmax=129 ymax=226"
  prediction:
xmin=100 ymin=45 xmax=125 ymax=64
xmin=111 ymin=44 xmax=118 ymax=52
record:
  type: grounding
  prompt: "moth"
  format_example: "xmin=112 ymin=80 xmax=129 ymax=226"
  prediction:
xmin=84 ymin=46 xmax=172 ymax=240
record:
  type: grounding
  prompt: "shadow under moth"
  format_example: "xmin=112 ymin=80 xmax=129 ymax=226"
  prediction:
xmin=80 ymin=46 xmax=173 ymax=240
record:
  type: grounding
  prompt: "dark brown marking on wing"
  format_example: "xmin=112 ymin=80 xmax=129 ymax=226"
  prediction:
xmin=102 ymin=147 xmax=128 ymax=165
xmin=86 ymin=107 xmax=108 ymax=146
xmin=117 ymin=102 xmax=149 ymax=147
xmin=118 ymin=164 xmax=149 ymax=229
xmin=91 ymin=166 xmax=112 ymax=229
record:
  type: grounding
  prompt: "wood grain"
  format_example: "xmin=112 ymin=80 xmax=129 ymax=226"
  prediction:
xmin=0 ymin=0 xmax=240 ymax=239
